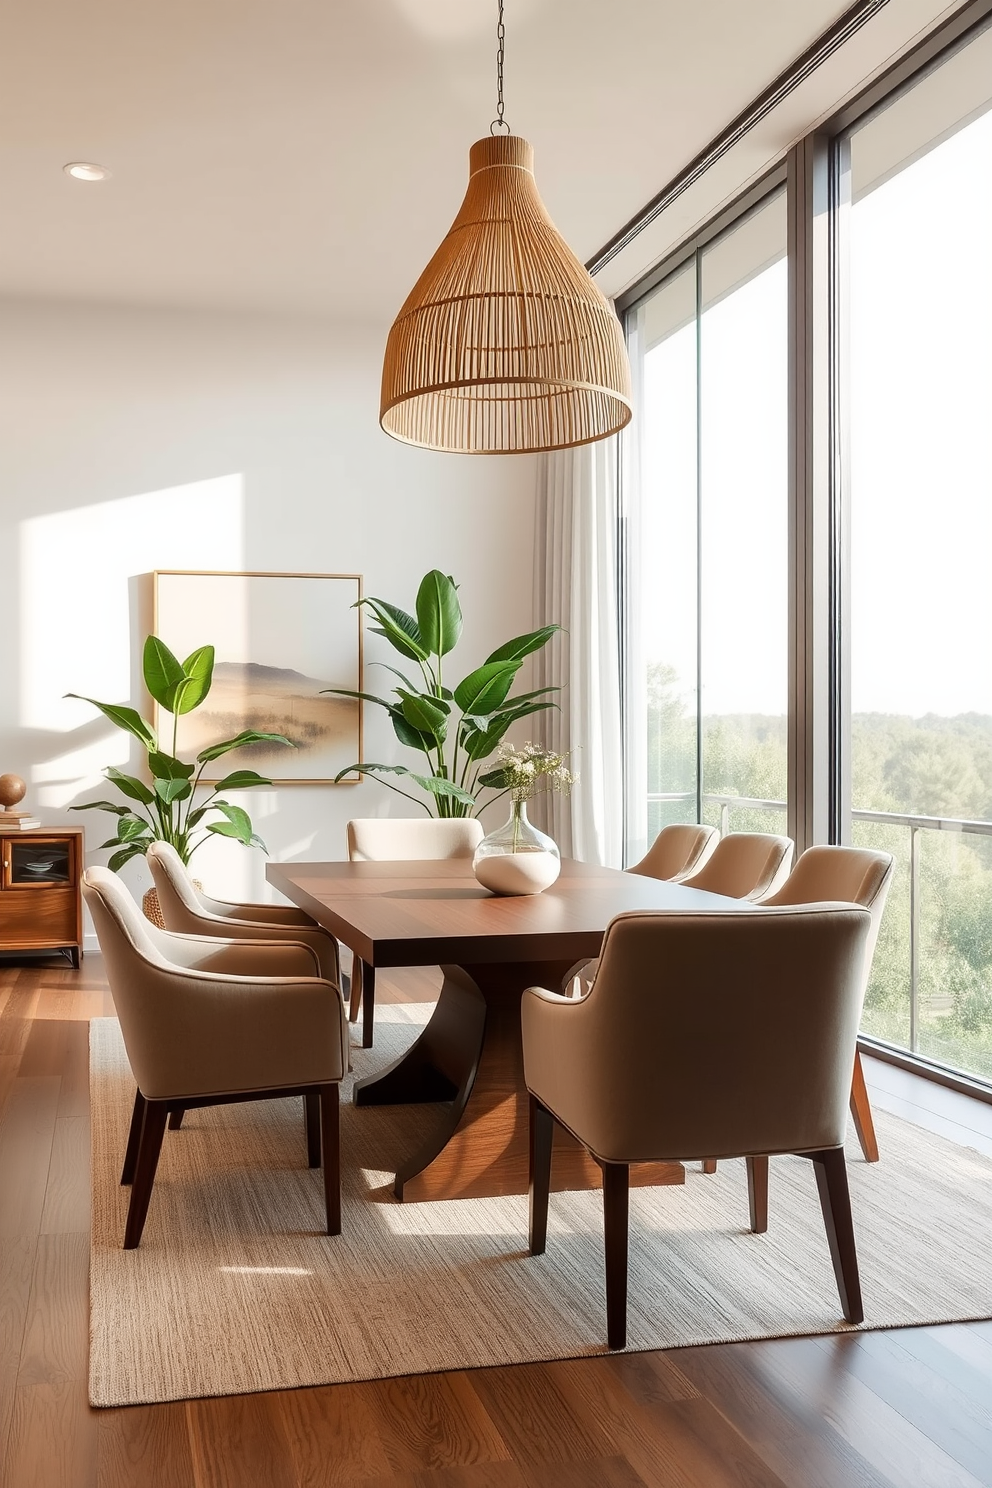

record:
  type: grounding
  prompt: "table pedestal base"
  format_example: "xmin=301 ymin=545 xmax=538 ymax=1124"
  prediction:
xmin=354 ymin=960 xmax=684 ymax=1203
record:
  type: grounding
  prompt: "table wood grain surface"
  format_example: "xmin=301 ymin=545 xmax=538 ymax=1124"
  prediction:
xmin=266 ymin=857 xmax=739 ymax=967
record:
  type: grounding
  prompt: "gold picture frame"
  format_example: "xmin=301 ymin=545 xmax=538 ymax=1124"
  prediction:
xmin=151 ymin=570 xmax=363 ymax=785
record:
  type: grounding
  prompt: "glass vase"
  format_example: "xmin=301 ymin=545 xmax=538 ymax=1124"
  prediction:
xmin=473 ymin=799 xmax=561 ymax=896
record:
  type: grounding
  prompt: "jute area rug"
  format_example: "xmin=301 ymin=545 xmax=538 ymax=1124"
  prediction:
xmin=89 ymin=1007 xmax=992 ymax=1407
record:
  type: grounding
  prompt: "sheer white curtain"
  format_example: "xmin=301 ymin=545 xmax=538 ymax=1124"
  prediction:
xmin=532 ymin=436 xmax=625 ymax=867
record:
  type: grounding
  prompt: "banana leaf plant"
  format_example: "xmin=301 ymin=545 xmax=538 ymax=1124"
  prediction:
xmin=326 ymin=570 xmax=559 ymax=817
xmin=67 ymin=636 xmax=293 ymax=870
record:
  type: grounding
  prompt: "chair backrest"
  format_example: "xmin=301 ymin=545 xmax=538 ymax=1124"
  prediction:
xmin=629 ymin=823 xmax=719 ymax=882
xmin=346 ymin=817 xmax=484 ymax=862
xmin=146 ymin=840 xmax=206 ymax=931
xmin=82 ymin=866 xmax=184 ymax=1090
xmin=681 ymin=832 xmax=794 ymax=901
xmin=760 ymin=844 xmax=894 ymax=987
xmin=537 ymin=904 xmax=870 ymax=1164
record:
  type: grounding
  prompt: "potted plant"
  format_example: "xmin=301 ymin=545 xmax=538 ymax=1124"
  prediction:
xmin=68 ymin=636 xmax=292 ymax=916
xmin=326 ymin=570 xmax=560 ymax=816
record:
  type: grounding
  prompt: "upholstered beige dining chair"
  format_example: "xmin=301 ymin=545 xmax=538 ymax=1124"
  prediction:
xmin=345 ymin=816 xmax=484 ymax=1047
xmin=628 ymin=822 xmax=720 ymax=882
xmin=146 ymin=841 xmax=340 ymax=985
xmin=681 ymin=831 xmax=794 ymax=901
xmin=83 ymin=867 xmax=348 ymax=1249
xmin=346 ymin=817 xmax=485 ymax=862
xmin=759 ymin=845 xmax=895 ymax=1163
xmin=523 ymin=903 xmax=871 ymax=1348
xmin=564 ymin=822 xmax=722 ymax=996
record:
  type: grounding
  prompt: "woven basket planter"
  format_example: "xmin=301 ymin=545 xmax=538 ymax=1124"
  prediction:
xmin=142 ymin=882 xmax=202 ymax=930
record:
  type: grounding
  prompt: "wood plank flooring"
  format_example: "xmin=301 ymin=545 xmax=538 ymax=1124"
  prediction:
xmin=1 ymin=951 xmax=991 ymax=1488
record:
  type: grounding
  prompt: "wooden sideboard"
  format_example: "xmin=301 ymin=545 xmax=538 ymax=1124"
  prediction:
xmin=0 ymin=826 xmax=84 ymax=967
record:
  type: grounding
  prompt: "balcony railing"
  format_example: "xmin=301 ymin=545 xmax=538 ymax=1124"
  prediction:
xmin=646 ymin=790 xmax=992 ymax=1064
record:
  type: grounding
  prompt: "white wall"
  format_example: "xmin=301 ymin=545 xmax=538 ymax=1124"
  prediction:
xmin=0 ymin=299 xmax=540 ymax=920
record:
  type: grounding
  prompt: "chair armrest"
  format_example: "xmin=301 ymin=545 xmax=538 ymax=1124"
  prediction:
xmin=116 ymin=968 xmax=348 ymax=1102
xmin=521 ymin=984 xmax=604 ymax=1141
xmin=527 ymin=985 xmax=575 ymax=1006
xmin=162 ymin=910 xmax=340 ymax=985
xmin=198 ymin=894 xmax=316 ymax=928
xmin=155 ymin=933 xmax=321 ymax=979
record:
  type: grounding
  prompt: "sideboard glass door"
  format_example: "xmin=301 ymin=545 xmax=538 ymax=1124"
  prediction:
xmin=4 ymin=838 xmax=73 ymax=888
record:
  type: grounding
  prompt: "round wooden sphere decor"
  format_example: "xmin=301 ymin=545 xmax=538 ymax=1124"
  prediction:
xmin=0 ymin=773 xmax=27 ymax=810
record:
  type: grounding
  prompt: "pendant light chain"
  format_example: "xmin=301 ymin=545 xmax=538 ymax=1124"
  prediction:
xmin=490 ymin=0 xmax=510 ymax=135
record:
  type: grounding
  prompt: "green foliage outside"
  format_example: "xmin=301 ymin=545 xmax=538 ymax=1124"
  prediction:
xmin=646 ymin=663 xmax=992 ymax=1081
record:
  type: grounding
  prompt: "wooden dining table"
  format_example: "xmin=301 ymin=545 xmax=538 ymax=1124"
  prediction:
xmin=266 ymin=857 xmax=741 ymax=1204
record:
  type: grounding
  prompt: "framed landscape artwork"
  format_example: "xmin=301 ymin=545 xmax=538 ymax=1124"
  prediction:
xmin=152 ymin=571 xmax=363 ymax=784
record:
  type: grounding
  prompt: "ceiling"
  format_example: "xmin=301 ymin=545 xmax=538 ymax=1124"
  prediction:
xmin=1 ymin=0 xmax=856 ymax=320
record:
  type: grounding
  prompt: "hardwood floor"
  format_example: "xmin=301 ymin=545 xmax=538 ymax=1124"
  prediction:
xmin=2 ymin=951 xmax=991 ymax=1488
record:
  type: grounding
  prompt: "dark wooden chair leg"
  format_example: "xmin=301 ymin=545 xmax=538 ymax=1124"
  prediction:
xmin=701 ymin=1159 xmax=717 ymax=1174
xmin=319 ymin=1084 xmax=341 ymax=1235
xmin=361 ymin=962 xmax=376 ymax=1049
xmin=528 ymin=1096 xmax=554 ymax=1256
xmin=123 ymin=1101 xmax=169 ymax=1249
xmin=120 ymin=1089 xmax=146 ymax=1185
xmin=168 ymin=1107 xmax=185 ymax=1131
xmin=304 ymin=1091 xmax=321 ymax=1168
xmin=348 ymin=957 xmax=363 ymax=1024
xmin=603 ymin=1162 xmax=630 ymax=1349
xmin=809 ymin=1147 xmax=863 ymax=1324
xmin=849 ymin=1050 xmax=879 ymax=1163
xmin=746 ymin=1155 xmax=769 ymax=1233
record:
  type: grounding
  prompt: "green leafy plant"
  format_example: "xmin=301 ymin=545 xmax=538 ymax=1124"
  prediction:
xmin=326 ymin=570 xmax=560 ymax=816
xmin=67 ymin=636 xmax=293 ymax=870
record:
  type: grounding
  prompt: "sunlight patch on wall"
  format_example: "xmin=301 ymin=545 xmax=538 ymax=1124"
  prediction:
xmin=19 ymin=474 xmax=244 ymax=804
xmin=20 ymin=474 xmax=244 ymax=729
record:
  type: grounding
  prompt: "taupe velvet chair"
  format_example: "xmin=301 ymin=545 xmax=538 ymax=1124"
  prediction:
xmin=759 ymin=845 xmax=895 ymax=1163
xmin=628 ymin=822 xmax=720 ymax=882
xmin=345 ymin=817 xmax=485 ymax=1047
xmin=83 ymin=867 xmax=348 ymax=1249
xmin=522 ymin=904 xmax=871 ymax=1348
xmin=146 ymin=841 xmax=340 ymax=985
xmin=681 ymin=831 xmax=794 ymax=901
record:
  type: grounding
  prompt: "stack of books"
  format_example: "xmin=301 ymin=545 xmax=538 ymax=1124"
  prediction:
xmin=0 ymin=813 xmax=42 ymax=830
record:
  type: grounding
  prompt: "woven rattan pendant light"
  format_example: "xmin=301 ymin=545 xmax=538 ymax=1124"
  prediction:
xmin=380 ymin=3 xmax=632 ymax=455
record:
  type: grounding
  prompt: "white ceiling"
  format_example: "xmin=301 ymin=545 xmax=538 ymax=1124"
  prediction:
xmin=1 ymin=0 xmax=860 ymax=319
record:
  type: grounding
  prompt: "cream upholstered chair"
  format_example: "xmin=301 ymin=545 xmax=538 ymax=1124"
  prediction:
xmin=83 ymin=867 xmax=348 ymax=1249
xmin=628 ymin=822 xmax=719 ymax=882
xmin=759 ymin=845 xmax=895 ymax=1163
xmin=681 ymin=831 xmax=794 ymax=901
xmin=346 ymin=817 xmax=485 ymax=863
xmin=523 ymin=903 xmax=871 ymax=1348
xmin=146 ymin=841 xmax=340 ymax=985
xmin=563 ymin=822 xmax=722 ymax=996
xmin=345 ymin=817 xmax=484 ymax=1047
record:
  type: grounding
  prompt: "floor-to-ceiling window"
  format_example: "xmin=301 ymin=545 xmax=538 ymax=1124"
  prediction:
xmin=844 ymin=26 xmax=992 ymax=1078
xmin=624 ymin=190 xmax=788 ymax=863
xmin=619 ymin=7 xmax=992 ymax=1089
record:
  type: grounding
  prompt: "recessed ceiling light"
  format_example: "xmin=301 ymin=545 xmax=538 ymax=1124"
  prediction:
xmin=64 ymin=162 xmax=111 ymax=182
